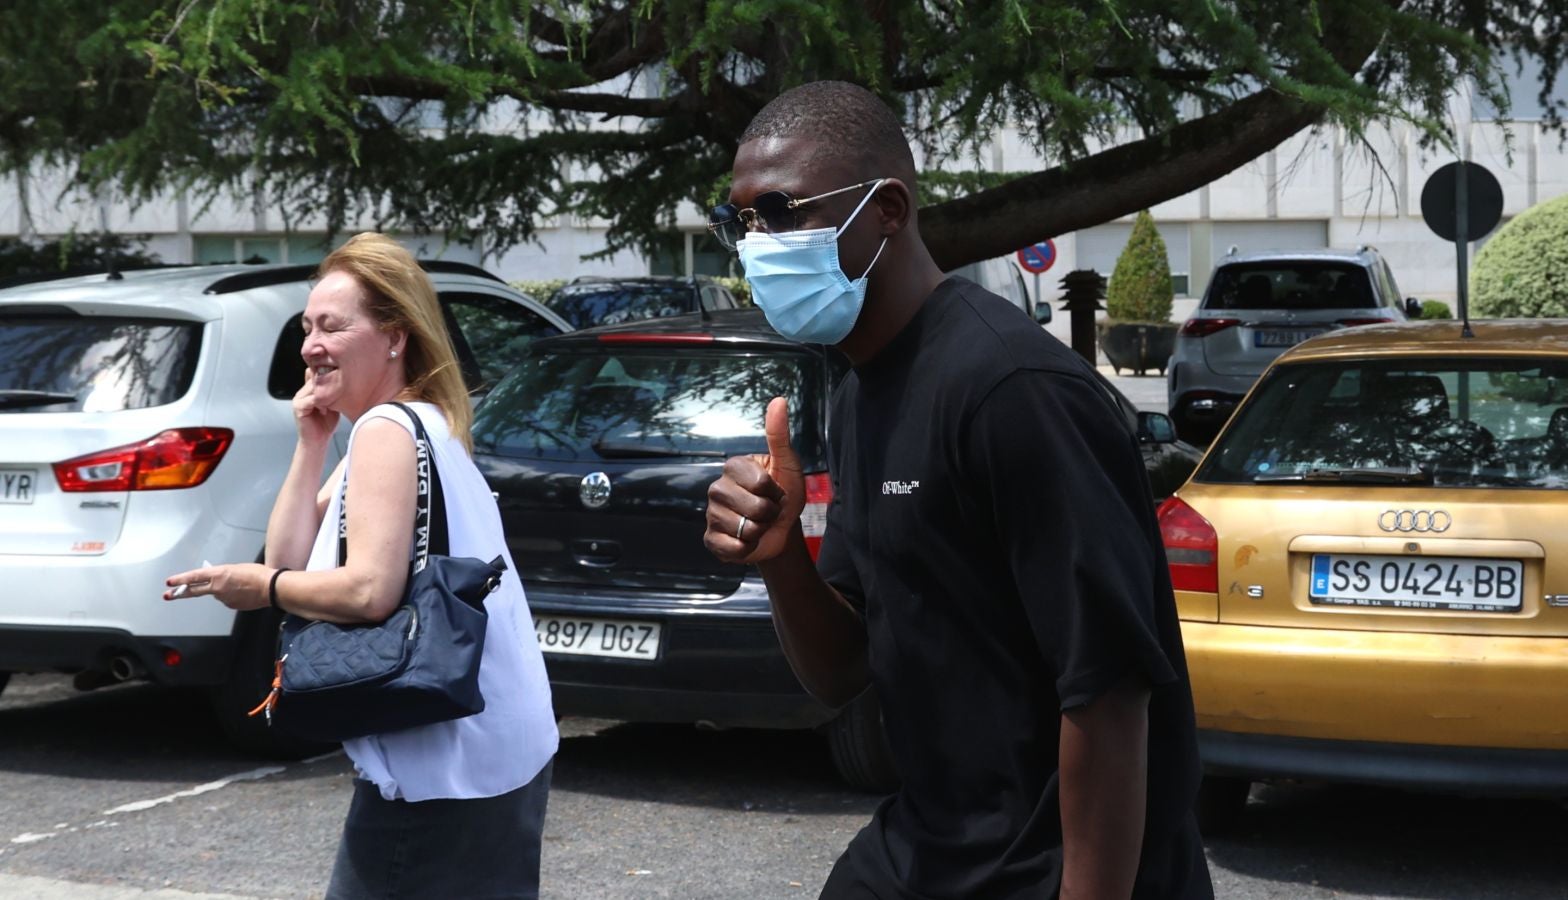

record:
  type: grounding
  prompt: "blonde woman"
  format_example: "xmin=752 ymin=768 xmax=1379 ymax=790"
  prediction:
xmin=166 ymin=233 xmax=558 ymax=898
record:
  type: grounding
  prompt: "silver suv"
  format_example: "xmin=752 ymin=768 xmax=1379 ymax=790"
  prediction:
xmin=1167 ymin=246 xmax=1416 ymax=444
xmin=0 ymin=261 xmax=568 ymax=755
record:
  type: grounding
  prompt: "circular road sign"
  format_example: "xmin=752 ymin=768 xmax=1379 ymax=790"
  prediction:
xmin=1420 ymin=161 xmax=1504 ymax=242
xmin=1016 ymin=240 xmax=1057 ymax=275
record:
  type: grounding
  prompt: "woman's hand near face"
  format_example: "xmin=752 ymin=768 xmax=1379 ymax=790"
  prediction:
xmin=294 ymin=367 xmax=341 ymax=448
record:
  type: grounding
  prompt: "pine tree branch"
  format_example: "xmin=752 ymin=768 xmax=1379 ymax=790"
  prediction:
xmin=919 ymin=9 xmax=1387 ymax=269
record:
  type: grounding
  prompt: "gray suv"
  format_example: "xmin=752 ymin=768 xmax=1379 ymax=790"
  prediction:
xmin=1167 ymin=246 xmax=1416 ymax=444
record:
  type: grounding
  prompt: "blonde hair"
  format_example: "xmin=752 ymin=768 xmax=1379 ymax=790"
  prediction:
xmin=317 ymin=233 xmax=473 ymax=451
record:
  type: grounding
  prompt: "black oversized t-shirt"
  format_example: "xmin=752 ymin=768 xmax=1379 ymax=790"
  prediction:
xmin=817 ymin=277 xmax=1210 ymax=899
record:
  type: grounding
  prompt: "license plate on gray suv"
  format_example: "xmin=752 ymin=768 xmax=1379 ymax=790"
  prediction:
xmin=1255 ymin=329 xmax=1319 ymax=348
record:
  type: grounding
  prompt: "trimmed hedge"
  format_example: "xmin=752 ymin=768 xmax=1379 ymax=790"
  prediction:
xmin=1471 ymin=192 xmax=1568 ymax=318
xmin=1105 ymin=210 xmax=1174 ymax=323
xmin=1419 ymin=299 xmax=1453 ymax=319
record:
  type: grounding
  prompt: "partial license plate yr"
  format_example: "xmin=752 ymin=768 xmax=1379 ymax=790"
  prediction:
xmin=1309 ymin=554 xmax=1524 ymax=612
xmin=533 ymin=615 xmax=661 ymax=660
xmin=0 ymin=468 xmax=38 ymax=505
xmin=1255 ymin=329 xmax=1317 ymax=348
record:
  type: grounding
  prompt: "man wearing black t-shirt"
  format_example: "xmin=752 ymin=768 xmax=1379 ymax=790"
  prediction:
xmin=703 ymin=81 xmax=1212 ymax=899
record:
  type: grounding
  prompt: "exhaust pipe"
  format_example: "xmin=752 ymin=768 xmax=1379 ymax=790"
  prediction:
xmin=109 ymin=655 xmax=146 ymax=682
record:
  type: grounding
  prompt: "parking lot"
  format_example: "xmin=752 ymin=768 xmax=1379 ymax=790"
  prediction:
xmin=2 ymin=669 xmax=1567 ymax=900
xmin=1 ymin=371 xmax=1563 ymax=900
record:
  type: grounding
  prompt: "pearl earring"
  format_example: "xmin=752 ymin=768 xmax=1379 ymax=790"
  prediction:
xmin=390 ymin=350 xmax=399 ymax=358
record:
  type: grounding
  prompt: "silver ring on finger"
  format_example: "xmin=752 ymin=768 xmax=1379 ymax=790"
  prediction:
xmin=736 ymin=515 xmax=748 ymax=540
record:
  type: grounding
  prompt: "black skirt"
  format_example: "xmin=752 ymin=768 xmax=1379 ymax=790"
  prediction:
xmin=326 ymin=761 xmax=552 ymax=900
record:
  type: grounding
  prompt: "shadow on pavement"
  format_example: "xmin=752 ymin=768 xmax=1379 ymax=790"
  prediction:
xmin=0 ymin=675 xmax=269 ymax=782
xmin=1207 ymin=781 xmax=1568 ymax=899
xmin=552 ymin=718 xmax=883 ymax=816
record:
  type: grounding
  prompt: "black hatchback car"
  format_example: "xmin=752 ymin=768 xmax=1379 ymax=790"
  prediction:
xmin=472 ymin=307 xmax=1200 ymax=790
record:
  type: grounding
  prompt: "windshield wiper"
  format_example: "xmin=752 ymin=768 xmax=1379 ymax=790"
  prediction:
xmin=0 ymin=389 xmax=78 ymax=409
xmin=1254 ymin=465 xmax=1432 ymax=485
xmin=591 ymin=438 xmax=724 ymax=459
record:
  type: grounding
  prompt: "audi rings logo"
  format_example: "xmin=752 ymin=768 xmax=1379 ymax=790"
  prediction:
xmin=1378 ymin=510 xmax=1452 ymax=533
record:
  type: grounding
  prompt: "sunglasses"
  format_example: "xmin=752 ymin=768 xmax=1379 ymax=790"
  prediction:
xmin=707 ymin=178 xmax=885 ymax=251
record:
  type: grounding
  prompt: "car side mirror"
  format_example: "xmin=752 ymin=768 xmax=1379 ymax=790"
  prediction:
xmin=1033 ymin=303 xmax=1053 ymax=325
xmin=1404 ymin=297 xmax=1423 ymax=317
xmin=1136 ymin=411 xmax=1178 ymax=444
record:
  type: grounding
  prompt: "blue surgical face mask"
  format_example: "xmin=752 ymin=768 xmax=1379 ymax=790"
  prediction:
xmin=738 ymin=180 xmax=889 ymax=345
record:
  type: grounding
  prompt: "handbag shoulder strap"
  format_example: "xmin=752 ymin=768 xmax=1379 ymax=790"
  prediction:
xmin=337 ymin=401 xmax=452 ymax=569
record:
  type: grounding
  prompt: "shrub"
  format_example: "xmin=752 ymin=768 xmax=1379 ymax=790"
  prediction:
xmin=1105 ymin=210 xmax=1174 ymax=323
xmin=509 ymin=279 xmax=567 ymax=301
xmin=0 ymin=232 xmax=160 ymax=280
xmin=1471 ymin=192 xmax=1568 ymax=318
xmin=1418 ymin=299 xmax=1453 ymax=319
xmin=710 ymin=275 xmax=752 ymax=306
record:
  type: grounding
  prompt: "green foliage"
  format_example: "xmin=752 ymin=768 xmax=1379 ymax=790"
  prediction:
xmin=4 ymin=2 xmax=1567 ymax=265
xmin=510 ymin=279 xmax=569 ymax=302
xmin=1472 ymin=193 xmax=1568 ymax=318
xmin=0 ymin=232 xmax=161 ymax=280
xmin=709 ymin=275 xmax=752 ymax=306
xmin=1105 ymin=211 xmax=1173 ymax=323
xmin=1418 ymin=299 xmax=1453 ymax=319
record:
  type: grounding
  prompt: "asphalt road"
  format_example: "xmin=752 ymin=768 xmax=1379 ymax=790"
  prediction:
xmin=3 ymin=673 xmax=1566 ymax=899
xmin=1 ymin=370 xmax=1558 ymax=899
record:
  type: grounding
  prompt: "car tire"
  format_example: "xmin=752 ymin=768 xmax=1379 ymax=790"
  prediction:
xmin=208 ymin=607 xmax=336 ymax=760
xmin=1195 ymin=775 xmax=1252 ymax=837
xmin=826 ymin=688 xmax=899 ymax=794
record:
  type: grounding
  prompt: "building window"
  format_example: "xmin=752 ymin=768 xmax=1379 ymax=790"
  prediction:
xmin=1472 ymin=57 xmax=1568 ymax=121
xmin=193 ymin=234 xmax=335 ymax=265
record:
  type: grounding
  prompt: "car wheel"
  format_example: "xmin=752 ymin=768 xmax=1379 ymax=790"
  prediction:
xmin=208 ymin=607 xmax=336 ymax=760
xmin=1195 ymin=774 xmax=1252 ymax=837
xmin=826 ymin=688 xmax=899 ymax=794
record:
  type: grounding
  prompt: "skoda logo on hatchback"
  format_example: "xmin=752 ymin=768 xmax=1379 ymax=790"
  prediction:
xmin=1378 ymin=510 xmax=1452 ymax=533
xmin=580 ymin=472 xmax=612 ymax=510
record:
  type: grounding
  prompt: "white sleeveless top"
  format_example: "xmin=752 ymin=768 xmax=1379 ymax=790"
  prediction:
xmin=306 ymin=402 xmax=558 ymax=801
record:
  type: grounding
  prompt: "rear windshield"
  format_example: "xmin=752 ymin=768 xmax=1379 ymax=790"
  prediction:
xmin=0 ymin=315 xmax=202 ymax=413
xmin=1199 ymin=358 xmax=1568 ymax=490
xmin=472 ymin=346 xmax=824 ymax=464
xmin=1205 ymin=262 xmax=1378 ymax=311
xmin=546 ymin=284 xmax=692 ymax=329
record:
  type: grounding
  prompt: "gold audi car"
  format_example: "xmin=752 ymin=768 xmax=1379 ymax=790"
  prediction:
xmin=1158 ymin=319 xmax=1568 ymax=830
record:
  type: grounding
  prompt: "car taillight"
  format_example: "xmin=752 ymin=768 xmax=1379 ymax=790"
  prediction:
xmin=1157 ymin=496 xmax=1218 ymax=593
xmin=54 ymin=428 xmax=234 ymax=492
xmin=1335 ymin=318 xmax=1385 ymax=327
xmin=801 ymin=473 xmax=832 ymax=562
xmin=1178 ymin=317 xmax=1242 ymax=338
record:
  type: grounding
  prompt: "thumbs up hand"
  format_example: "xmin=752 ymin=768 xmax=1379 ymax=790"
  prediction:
xmin=704 ymin=397 xmax=806 ymax=565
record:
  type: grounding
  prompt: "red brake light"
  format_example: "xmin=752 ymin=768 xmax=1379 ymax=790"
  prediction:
xmin=1157 ymin=496 xmax=1218 ymax=593
xmin=1179 ymin=317 xmax=1241 ymax=338
xmin=54 ymin=428 xmax=234 ymax=492
xmin=801 ymin=473 xmax=832 ymax=562
xmin=596 ymin=333 xmax=715 ymax=345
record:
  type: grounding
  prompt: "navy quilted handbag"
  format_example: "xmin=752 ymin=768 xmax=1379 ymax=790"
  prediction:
xmin=250 ymin=402 xmax=504 ymax=742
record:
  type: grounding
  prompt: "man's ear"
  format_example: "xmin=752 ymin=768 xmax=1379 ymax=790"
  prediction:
xmin=872 ymin=178 xmax=915 ymax=237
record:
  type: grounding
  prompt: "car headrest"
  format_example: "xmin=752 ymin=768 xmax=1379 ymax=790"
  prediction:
xmin=1240 ymin=275 xmax=1272 ymax=305
xmin=1376 ymin=375 xmax=1450 ymax=421
xmin=1550 ymin=407 xmax=1568 ymax=442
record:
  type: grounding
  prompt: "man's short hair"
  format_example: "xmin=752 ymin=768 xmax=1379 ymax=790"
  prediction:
xmin=740 ymin=81 xmax=917 ymax=194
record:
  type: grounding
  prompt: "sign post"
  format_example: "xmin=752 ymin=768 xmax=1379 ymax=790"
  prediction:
xmin=1015 ymin=240 xmax=1058 ymax=310
xmin=1419 ymin=161 xmax=1503 ymax=339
